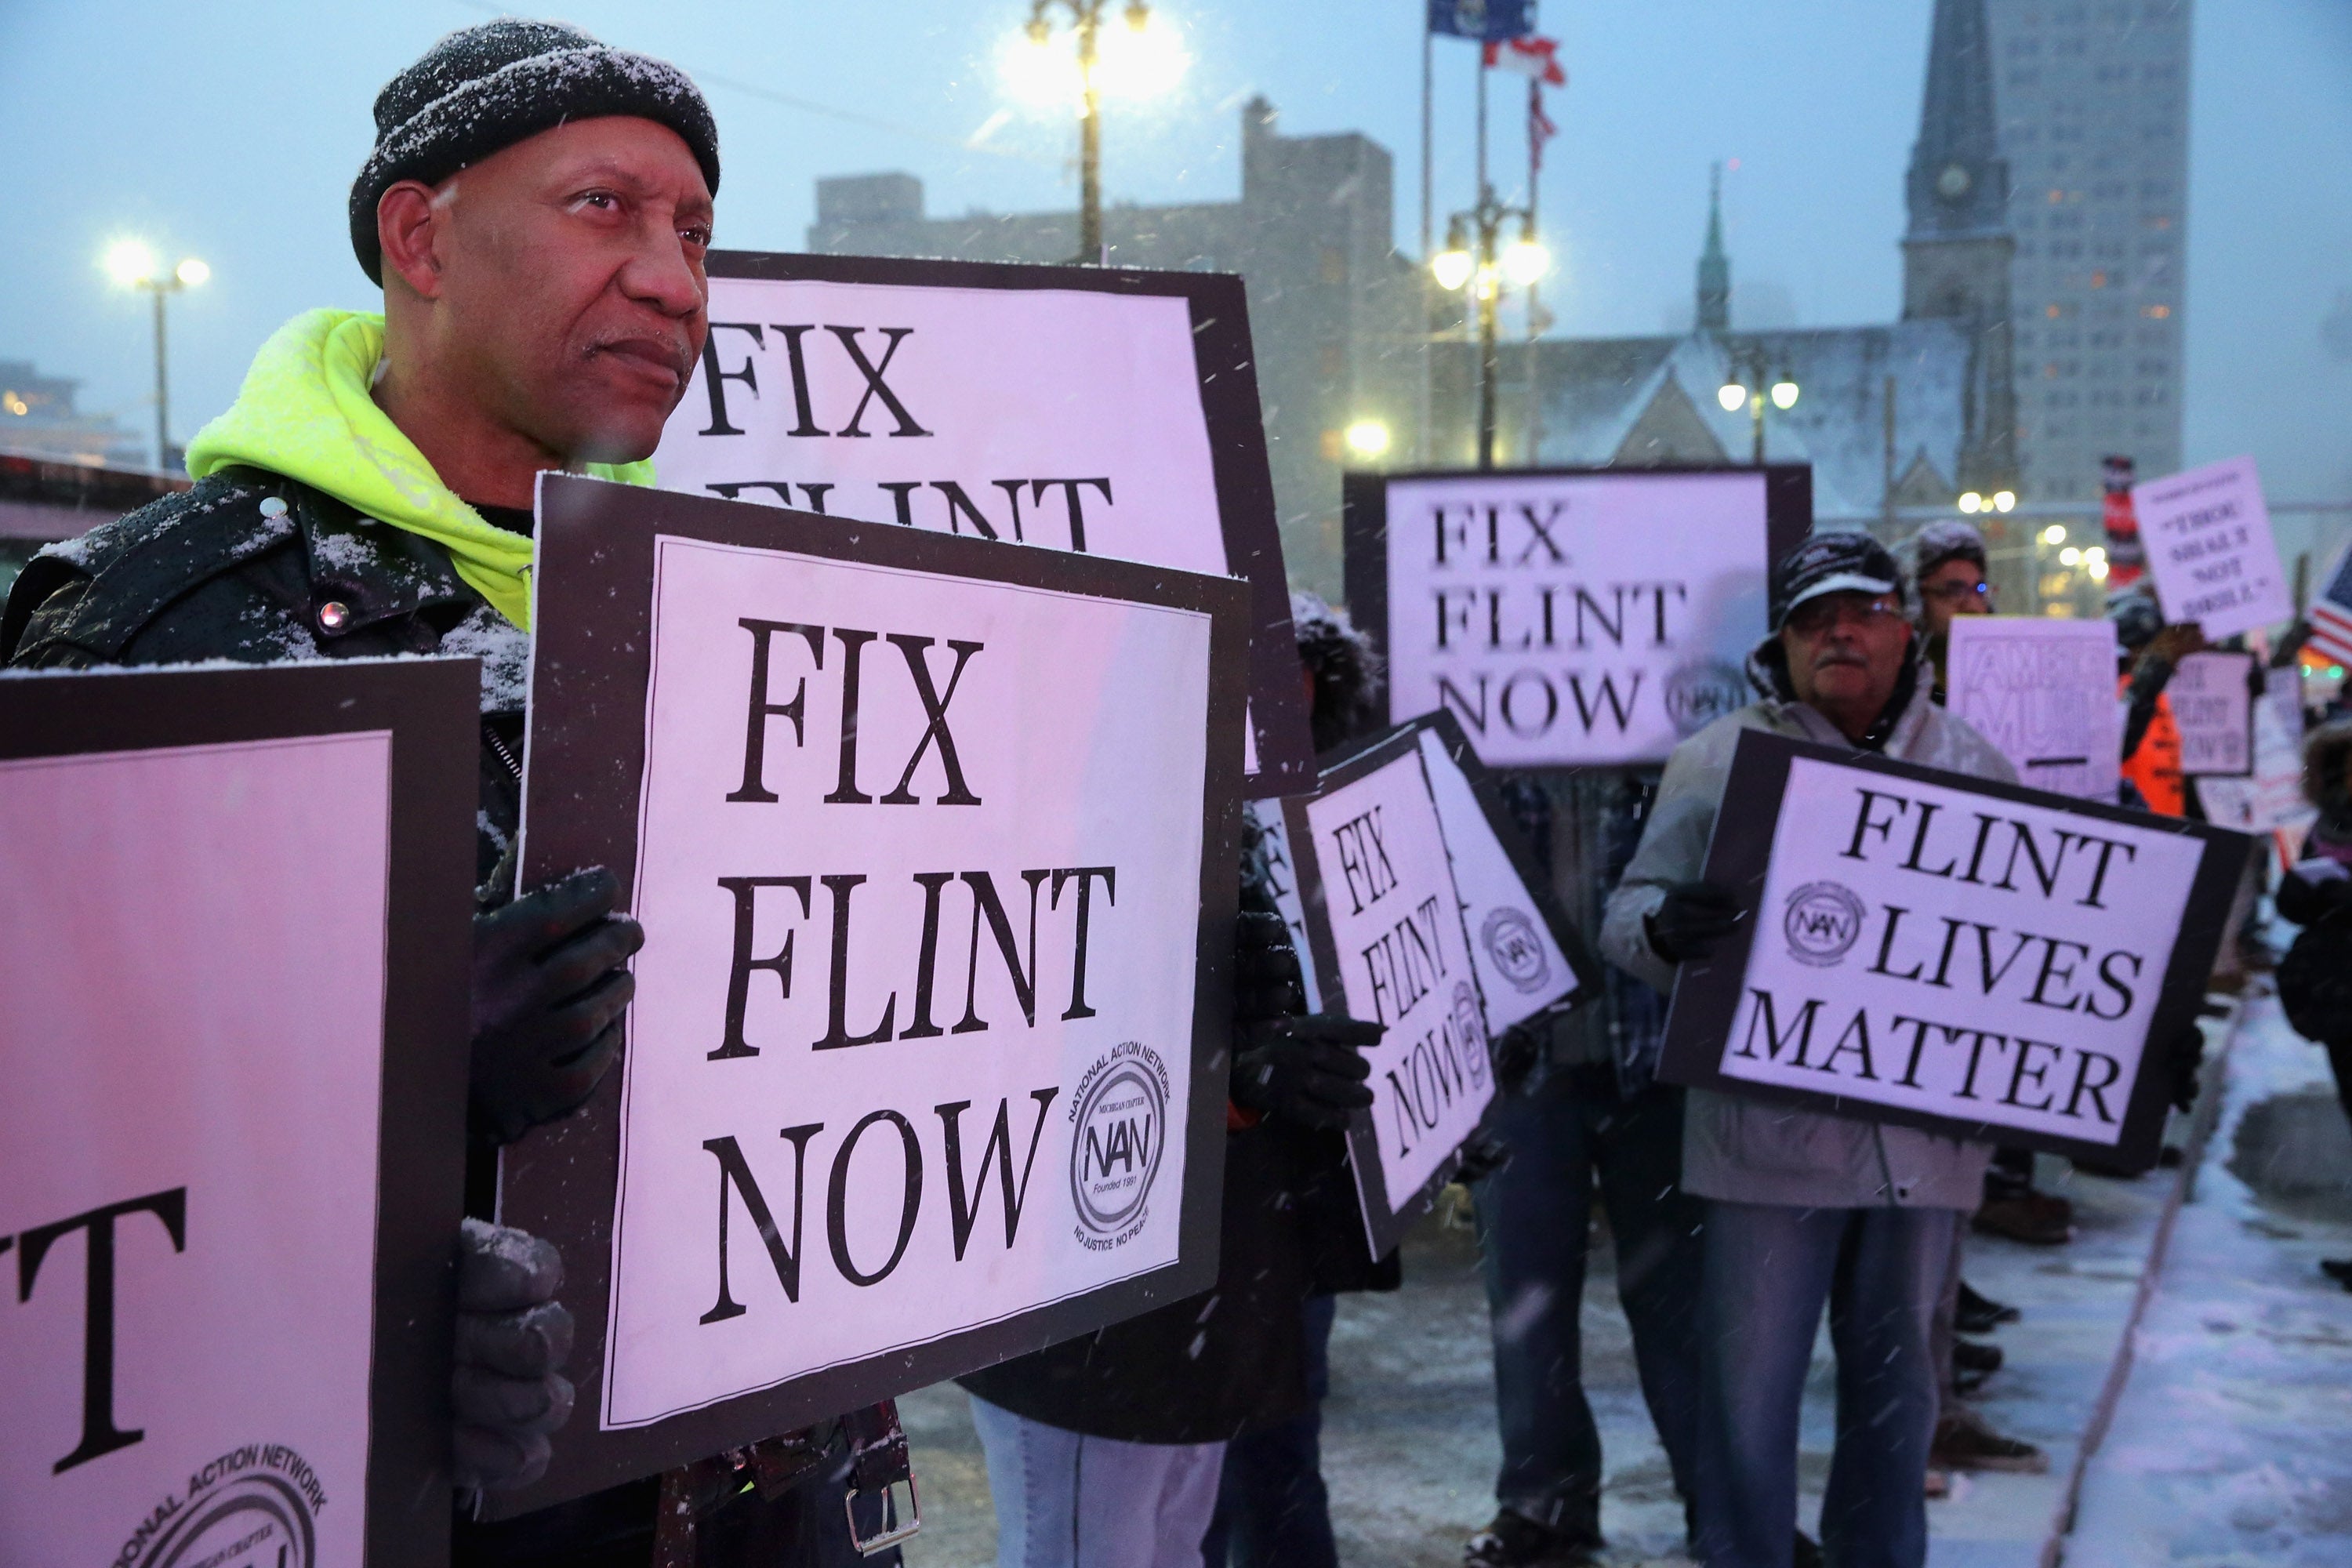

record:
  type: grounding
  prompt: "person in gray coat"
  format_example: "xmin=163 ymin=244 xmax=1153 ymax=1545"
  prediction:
xmin=1600 ymin=533 xmax=2011 ymax=1568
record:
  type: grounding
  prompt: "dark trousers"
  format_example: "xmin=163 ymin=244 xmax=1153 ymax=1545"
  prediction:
xmin=1203 ymin=1294 xmax=1339 ymax=1568
xmin=1472 ymin=1065 xmax=1704 ymax=1541
xmin=1693 ymin=1201 xmax=1952 ymax=1568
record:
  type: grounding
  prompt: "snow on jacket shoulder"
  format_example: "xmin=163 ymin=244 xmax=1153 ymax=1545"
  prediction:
xmin=1600 ymin=665 xmax=2015 ymax=1211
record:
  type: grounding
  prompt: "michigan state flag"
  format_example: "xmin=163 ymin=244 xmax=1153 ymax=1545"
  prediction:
xmin=1428 ymin=0 xmax=1534 ymax=42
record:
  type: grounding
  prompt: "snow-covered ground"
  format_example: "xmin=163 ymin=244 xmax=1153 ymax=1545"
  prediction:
xmin=896 ymin=993 xmax=2352 ymax=1566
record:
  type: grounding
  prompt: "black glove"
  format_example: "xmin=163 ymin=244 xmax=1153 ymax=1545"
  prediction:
xmin=1234 ymin=909 xmax=1308 ymax=1024
xmin=1233 ymin=1014 xmax=1381 ymax=1129
xmin=452 ymin=1218 xmax=575 ymax=1493
xmin=2167 ymin=1023 xmax=2208 ymax=1114
xmin=1644 ymin=880 xmax=1743 ymax=964
xmin=1452 ymin=1126 xmax=1515 ymax=1185
xmin=1490 ymin=1021 xmax=1545 ymax=1095
xmin=472 ymin=868 xmax=643 ymax=1145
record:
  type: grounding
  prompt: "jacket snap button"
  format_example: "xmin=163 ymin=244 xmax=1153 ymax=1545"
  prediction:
xmin=318 ymin=601 xmax=350 ymax=632
xmin=259 ymin=496 xmax=289 ymax=519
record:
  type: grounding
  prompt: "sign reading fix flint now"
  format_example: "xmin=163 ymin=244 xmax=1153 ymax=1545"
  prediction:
xmin=0 ymin=661 xmax=476 ymax=1568
xmin=1284 ymin=728 xmax=1494 ymax=1256
xmin=1343 ymin=466 xmax=1812 ymax=768
xmin=2168 ymin=650 xmax=2257 ymax=778
xmin=495 ymin=474 xmax=1247 ymax=1514
xmin=652 ymin=251 xmax=1315 ymax=789
xmin=1658 ymin=730 xmax=2249 ymax=1171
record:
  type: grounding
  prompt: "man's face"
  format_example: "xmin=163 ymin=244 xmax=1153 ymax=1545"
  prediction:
xmin=1780 ymin=590 xmax=1911 ymax=719
xmin=1918 ymin=558 xmax=1992 ymax=639
xmin=412 ymin=117 xmax=712 ymax=463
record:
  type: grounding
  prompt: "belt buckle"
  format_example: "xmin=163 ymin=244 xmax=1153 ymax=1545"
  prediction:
xmin=844 ymin=1472 xmax=920 ymax=1555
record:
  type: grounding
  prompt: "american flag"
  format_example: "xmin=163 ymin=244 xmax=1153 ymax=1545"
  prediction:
xmin=2309 ymin=537 xmax=2352 ymax=667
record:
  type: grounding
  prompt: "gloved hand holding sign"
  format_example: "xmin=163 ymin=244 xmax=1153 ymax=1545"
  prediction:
xmin=470 ymin=867 xmax=643 ymax=1145
xmin=452 ymin=1218 xmax=575 ymax=1492
xmin=1644 ymin=880 xmax=1744 ymax=965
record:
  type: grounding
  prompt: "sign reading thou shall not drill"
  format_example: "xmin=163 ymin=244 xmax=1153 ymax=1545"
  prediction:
xmin=1343 ymin=466 xmax=1812 ymax=767
xmin=1658 ymin=731 xmax=2250 ymax=1171
xmin=1283 ymin=728 xmax=1494 ymax=1255
xmin=496 ymin=475 xmax=1248 ymax=1513
xmin=651 ymin=251 xmax=1315 ymax=790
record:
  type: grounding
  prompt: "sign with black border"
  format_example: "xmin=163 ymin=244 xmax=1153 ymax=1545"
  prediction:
xmin=654 ymin=249 xmax=1314 ymax=790
xmin=1342 ymin=465 xmax=1811 ymax=768
xmin=492 ymin=474 xmax=1247 ymax=1515
xmin=2170 ymin=649 xmax=2258 ymax=778
xmin=0 ymin=659 xmax=476 ymax=1568
xmin=1281 ymin=725 xmax=1493 ymax=1257
xmin=1657 ymin=729 xmax=2249 ymax=1173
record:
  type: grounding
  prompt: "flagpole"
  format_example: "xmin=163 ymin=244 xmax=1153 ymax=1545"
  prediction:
xmin=1418 ymin=19 xmax=1433 ymax=465
xmin=1525 ymin=74 xmax=1543 ymax=466
xmin=1475 ymin=49 xmax=1488 ymax=198
xmin=1420 ymin=25 xmax=1433 ymax=260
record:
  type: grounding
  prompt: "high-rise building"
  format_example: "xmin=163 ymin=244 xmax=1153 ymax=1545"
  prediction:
xmin=1986 ymin=0 xmax=2191 ymax=504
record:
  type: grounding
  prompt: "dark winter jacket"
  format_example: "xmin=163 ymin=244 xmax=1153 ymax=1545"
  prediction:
xmin=956 ymin=858 xmax=1396 ymax=1446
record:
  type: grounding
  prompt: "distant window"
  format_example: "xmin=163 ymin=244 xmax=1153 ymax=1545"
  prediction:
xmin=1319 ymin=429 xmax=1345 ymax=462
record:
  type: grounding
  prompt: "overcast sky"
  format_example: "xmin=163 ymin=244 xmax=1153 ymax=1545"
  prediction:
xmin=2 ymin=1 xmax=2347 ymax=502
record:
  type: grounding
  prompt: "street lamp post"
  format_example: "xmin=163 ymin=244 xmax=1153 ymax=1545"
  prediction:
xmin=103 ymin=241 xmax=208 ymax=471
xmin=1431 ymin=186 xmax=1547 ymax=470
xmin=1715 ymin=346 xmax=1798 ymax=466
xmin=1024 ymin=0 xmax=1163 ymax=264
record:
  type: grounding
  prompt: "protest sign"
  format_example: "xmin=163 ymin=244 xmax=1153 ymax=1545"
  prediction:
xmin=0 ymin=660 xmax=477 ymax=1568
xmin=1341 ymin=465 xmax=1811 ymax=767
xmin=1944 ymin=615 xmax=2122 ymax=800
xmin=2169 ymin=650 xmax=2257 ymax=776
xmin=1412 ymin=708 xmax=1592 ymax=1032
xmin=1282 ymin=728 xmax=1493 ymax=1255
xmin=1247 ymin=801 xmax=1326 ymax=1014
xmin=2196 ymin=666 xmax=2314 ymax=842
xmin=652 ymin=251 xmax=1313 ymax=789
xmin=2134 ymin=456 xmax=2294 ymax=639
xmin=495 ymin=474 xmax=1247 ymax=1512
xmin=1657 ymin=729 xmax=2249 ymax=1171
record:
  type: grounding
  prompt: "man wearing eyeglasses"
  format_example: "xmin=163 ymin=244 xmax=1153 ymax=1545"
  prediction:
xmin=1599 ymin=533 xmax=2014 ymax=1568
xmin=1906 ymin=520 xmax=1996 ymax=703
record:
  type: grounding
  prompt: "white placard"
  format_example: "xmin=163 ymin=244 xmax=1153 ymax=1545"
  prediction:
xmin=2195 ymin=667 xmax=2314 ymax=836
xmin=0 ymin=735 xmax=390 ymax=1567
xmin=1414 ymin=728 xmax=1582 ymax=1032
xmin=1248 ymin=800 xmax=1324 ymax=1014
xmin=602 ymin=534 xmax=1212 ymax=1428
xmin=1301 ymin=749 xmax=1494 ymax=1242
xmin=1718 ymin=753 xmax=2204 ymax=1148
xmin=1945 ymin=616 xmax=2122 ymax=800
xmin=1380 ymin=471 xmax=1773 ymax=766
xmin=2133 ymin=456 xmax=2294 ymax=638
xmin=2169 ymin=651 xmax=2256 ymax=776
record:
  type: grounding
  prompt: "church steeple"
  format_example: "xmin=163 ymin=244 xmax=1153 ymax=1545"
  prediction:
xmin=1905 ymin=0 xmax=2009 ymax=243
xmin=1697 ymin=163 xmax=1730 ymax=333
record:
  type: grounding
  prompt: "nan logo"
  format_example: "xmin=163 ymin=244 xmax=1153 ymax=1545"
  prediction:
xmin=1068 ymin=1042 xmax=1170 ymax=1251
xmin=1664 ymin=660 xmax=1747 ymax=737
xmin=1479 ymin=906 xmax=1552 ymax=995
xmin=1782 ymin=881 xmax=1867 ymax=967
xmin=117 ymin=1443 xmax=325 ymax=1568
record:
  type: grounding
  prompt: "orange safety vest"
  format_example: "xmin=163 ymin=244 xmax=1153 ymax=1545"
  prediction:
xmin=2121 ymin=679 xmax=2185 ymax=815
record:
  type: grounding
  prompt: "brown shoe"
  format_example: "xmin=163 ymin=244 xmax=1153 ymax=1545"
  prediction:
xmin=1932 ymin=1410 xmax=2049 ymax=1474
xmin=1973 ymin=1193 xmax=2073 ymax=1246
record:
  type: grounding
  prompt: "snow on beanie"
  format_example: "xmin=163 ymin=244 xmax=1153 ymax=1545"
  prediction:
xmin=1767 ymin=531 xmax=1905 ymax=632
xmin=349 ymin=20 xmax=720 ymax=285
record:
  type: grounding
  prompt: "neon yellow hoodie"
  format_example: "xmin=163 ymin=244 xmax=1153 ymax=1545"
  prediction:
xmin=184 ymin=309 xmax=653 ymax=630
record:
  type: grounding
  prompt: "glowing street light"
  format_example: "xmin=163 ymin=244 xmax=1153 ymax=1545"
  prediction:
xmin=100 ymin=238 xmax=208 ymax=470
xmin=1012 ymin=1 xmax=1187 ymax=263
xmin=1769 ymin=376 xmax=1800 ymax=411
xmin=1432 ymin=193 xmax=1544 ymax=469
xmin=1959 ymin=491 xmax=1984 ymax=513
xmin=1715 ymin=383 xmax=1746 ymax=413
xmin=1716 ymin=346 xmax=1798 ymax=465
xmin=1344 ymin=419 xmax=1392 ymax=460
xmin=2042 ymin=523 xmax=2067 ymax=544
xmin=1991 ymin=488 xmax=2016 ymax=513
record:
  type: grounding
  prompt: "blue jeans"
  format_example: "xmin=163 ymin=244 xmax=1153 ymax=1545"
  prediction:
xmin=1472 ymin=1066 xmax=1703 ymax=1540
xmin=969 ymin=1395 xmax=1228 ymax=1568
xmin=1692 ymin=1200 xmax=1955 ymax=1568
xmin=1203 ymin=1295 xmax=1339 ymax=1567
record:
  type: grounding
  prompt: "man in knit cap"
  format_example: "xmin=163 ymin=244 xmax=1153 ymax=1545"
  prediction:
xmin=5 ymin=20 xmax=896 ymax=1566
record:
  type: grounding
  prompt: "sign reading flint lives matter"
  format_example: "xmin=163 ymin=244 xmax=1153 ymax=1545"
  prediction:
xmin=653 ymin=250 xmax=1314 ymax=788
xmin=499 ymin=475 xmax=1247 ymax=1512
xmin=1284 ymin=729 xmax=1494 ymax=1255
xmin=1658 ymin=730 xmax=2249 ymax=1171
xmin=1342 ymin=466 xmax=1811 ymax=767
xmin=2134 ymin=456 xmax=2294 ymax=640
xmin=2168 ymin=650 xmax=2257 ymax=777
xmin=0 ymin=661 xmax=476 ymax=1568
xmin=1944 ymin=615 xmax=2121 ymax=800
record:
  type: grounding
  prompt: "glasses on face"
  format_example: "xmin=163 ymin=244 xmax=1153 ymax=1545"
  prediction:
xmin=1921 ymin=579 xmax=1992 ymax=605
xmin=1785 ymin=593 xmax=1904 ymax=638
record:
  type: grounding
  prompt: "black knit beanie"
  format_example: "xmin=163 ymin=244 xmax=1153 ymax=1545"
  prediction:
xmin=350 ymin=20 xmax=721 ymax=285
